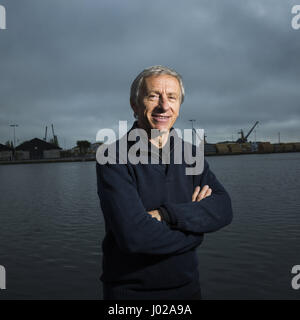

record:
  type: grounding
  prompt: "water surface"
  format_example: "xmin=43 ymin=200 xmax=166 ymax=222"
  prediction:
xmin=0 ymin=153 xmax=300 ymax=299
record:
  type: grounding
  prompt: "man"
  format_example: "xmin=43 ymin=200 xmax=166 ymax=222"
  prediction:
xmin=96 ymin=65 xmax=233 ymax=300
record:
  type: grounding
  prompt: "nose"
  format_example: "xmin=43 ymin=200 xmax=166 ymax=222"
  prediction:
xmin=158 ymin=94 xmax=170 ymax=111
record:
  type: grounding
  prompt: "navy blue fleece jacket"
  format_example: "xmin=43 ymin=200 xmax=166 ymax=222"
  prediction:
xmin=96 ymin=122 xmax=233 ymax=300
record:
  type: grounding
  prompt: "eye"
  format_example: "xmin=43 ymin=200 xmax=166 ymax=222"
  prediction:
xmin=149 ymin=94 xmax=159 ymax=100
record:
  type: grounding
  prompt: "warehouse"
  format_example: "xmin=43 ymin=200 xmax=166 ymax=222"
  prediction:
xmin=0 ymin=143 xmax=13 ymax=161
xmin=15 ymin=138 xmax=61 ymax=160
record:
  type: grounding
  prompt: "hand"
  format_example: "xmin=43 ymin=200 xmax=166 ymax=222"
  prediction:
xmin=147 ymin=210 xmax=162 ymax=221
xmin=192 ymin=185 xmax=212 ymax=202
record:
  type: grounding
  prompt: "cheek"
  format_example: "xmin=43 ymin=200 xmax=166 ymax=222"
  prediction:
xmin=144 ymin=104 xmax=155 ymax=115
xmin=172 ymin=104 xmax=180 ymax=116
xmin=143 ymin=109 xmax=153 ymax=122
xmin=144 ymin=108 xmax=151 ymax=116
xmin=138 ymin=103 xmax=150 ymax=115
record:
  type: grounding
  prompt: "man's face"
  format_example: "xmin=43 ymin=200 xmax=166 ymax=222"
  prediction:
xmin=133 ymin=74 xmax=182 ymax=132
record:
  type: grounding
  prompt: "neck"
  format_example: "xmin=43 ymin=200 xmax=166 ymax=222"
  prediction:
xmin=149 ymin=131 xmax=169 ymax=149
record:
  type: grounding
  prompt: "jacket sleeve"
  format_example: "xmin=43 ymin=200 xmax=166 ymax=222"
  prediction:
xmin=161 ymin=160 xmax=233 ymax=234
xmin=96 ymin=162 xmax=204 ymax=255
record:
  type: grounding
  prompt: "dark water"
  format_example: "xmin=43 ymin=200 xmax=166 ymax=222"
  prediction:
xmin=0 ymin=153 xmax=300 ymax=300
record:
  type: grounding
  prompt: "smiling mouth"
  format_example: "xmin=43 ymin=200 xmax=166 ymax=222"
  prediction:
xmin=152 ymin=114 xmax=171 ymax=122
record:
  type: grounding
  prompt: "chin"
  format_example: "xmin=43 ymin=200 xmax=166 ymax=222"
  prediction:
xmin=151 ymin=123 xmax=169 ymax=131
xmin=157 ymin=125 xmax=170 ymax=132
xmin=148 ymin=119 xmax=171 ymax=131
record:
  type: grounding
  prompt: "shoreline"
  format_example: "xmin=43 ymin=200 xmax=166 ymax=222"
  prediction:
xmin=0 ymin=150 xmax=299 ymax=165
xmin=0 ymin=157 xmax=96 ymax=165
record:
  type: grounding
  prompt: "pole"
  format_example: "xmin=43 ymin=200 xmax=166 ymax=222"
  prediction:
xmin=189 ymin=120 xmax=196 ymax=145
xmin=10 ymin=124 xmax=18 ymax=148
xmin=278 ymin=132 xmax=280 ymax=144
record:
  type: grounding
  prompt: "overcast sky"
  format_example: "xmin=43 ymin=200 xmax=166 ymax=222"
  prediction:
xmin=1 ymin=0 xmax=299 ymax=148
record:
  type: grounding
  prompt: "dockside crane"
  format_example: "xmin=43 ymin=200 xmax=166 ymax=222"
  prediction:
xmin=236 ymin=121 xmax=259 ymax=143
xmin=44 ymin=126 xmax=48 ymax=141
xmin=51 ymin=124 xmax=59 ymax=147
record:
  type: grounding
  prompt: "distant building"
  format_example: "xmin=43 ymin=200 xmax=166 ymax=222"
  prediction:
xmin=89 ymin=142 xmax=103 ymax=153
xmin=0 ymin=143 xmax=13 ymax=161
xmin=204 ymin=143 xmax=217 ymax=155
xmin=15 ymin=138 xmax=62 ymax=160
xmin=70 ymin=146 xmax=81 ymax=156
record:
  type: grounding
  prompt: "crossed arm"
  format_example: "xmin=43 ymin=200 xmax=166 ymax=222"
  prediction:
xmin=97 ymin=162 xmax=205 ymax=256
xmin=146 ymin=160 xmax=233 ymax=234
xmin=148 ymin=185 xmax=212 ymax=221
xmin=97 ymin=160 xmax=232 ymax=256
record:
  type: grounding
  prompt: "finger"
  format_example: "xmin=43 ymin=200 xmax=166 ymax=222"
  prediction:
xmin=202 ymin=188 xmax=212 ymax=200
xmin=192 ymin=186 xmax=200 ymax=202
xmin=205 ymin=188 xmax=212 ymax=198
xmin=196 ymin=185 xmax=210 ymax=201
xmin=147 ymin=210 xmax=155 ymax=216
xmin=151 ymin=212 xmax=161 ymax=221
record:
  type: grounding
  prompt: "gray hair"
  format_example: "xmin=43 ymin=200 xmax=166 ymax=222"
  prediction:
xmin=130 ymin=65 xmax=185 ymax=108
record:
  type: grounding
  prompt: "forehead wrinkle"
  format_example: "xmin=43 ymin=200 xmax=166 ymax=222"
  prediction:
xmin=144 ymin=76 xmax=181 ymax=96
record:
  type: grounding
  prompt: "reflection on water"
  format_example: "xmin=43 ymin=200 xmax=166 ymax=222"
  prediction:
xmin=0 ymin=153 xmax=300 ymax=299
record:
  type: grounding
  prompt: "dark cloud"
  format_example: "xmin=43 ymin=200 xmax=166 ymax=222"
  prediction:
xmin=0 ymin=0 xmax=299 ymax=147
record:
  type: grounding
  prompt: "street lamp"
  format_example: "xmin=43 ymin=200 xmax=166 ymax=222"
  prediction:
xmin=10 ymin=124 xmax=19 ymax=148
xmin=189 ymin=119 xmax=196 ymax=145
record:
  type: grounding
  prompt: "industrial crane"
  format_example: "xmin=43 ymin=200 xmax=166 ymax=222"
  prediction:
xmin=51 ymin=124 xmax=59 ymax=147
xmin=236 ymin=121 xmax=259 ymax=143
xmin=44 ymin=126 xmax=48 ymax=141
